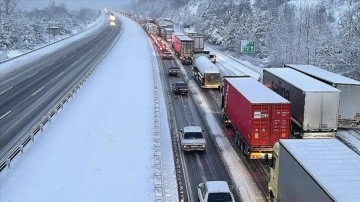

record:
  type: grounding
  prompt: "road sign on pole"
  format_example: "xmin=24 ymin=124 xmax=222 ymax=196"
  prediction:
xmin=241 ymin=40 xmax=255 ymax=53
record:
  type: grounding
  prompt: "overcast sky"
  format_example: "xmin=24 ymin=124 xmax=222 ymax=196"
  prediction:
xmin=17 ymin=0 xmax=131 ymax=10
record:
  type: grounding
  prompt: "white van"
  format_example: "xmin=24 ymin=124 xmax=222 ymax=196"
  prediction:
xmin=197 ymin=181 xmax=235 ymax=202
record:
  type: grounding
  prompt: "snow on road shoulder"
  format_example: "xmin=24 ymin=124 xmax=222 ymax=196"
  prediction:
xmin=0 ymin=14 xmax=173 ymax=202
xmin=0 ymin=13 xmax=105 ymax=78
xmin=188 ymin=79 xmax=267 ymax=202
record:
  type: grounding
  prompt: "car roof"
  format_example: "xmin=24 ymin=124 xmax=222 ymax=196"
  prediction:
xmin=205 ymin=181 xmax=231 ymax=193
xmin=183 ymin=126 xmax=201 ymax=133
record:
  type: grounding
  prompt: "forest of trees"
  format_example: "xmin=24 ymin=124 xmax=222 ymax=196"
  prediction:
xmin=0 ymin=0 xmax=100 ymax=54
xmin=128 ymin=0 xmax=360 ymax=80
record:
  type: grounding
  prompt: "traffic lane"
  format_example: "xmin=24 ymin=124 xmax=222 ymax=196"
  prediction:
xmin=0 ymin=21 xmax=121 ymax=158
xmin=167 ymin=69 xmax=236 ymax=201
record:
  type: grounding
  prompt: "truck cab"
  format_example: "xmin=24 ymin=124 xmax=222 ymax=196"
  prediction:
xmin=268 ymin=142 xmax=280 ymax=202
xmin=197 ymin=181 xmax=235 ymax=202
xmin=180 ymin=126 xmax=206 ymax=151
xmin=209 ymin=53 xmax=216 ymax=63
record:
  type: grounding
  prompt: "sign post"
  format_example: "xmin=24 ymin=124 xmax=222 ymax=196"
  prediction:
xmin=48 ymin=22 xmax=60 ymax=43
xmin=241 ymin=40 xmax=255 ymax=54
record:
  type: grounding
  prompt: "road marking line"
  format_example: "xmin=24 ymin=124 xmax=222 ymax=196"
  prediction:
xmin=32 ymin=86 xmax=44 ymax=96
xmin=56 ymin=72 xmax=64 ymax=78
xmin=0 ymin=86 xmax=13 ymax=95
xmin=0 ymin=111 xmax=11 ymax=120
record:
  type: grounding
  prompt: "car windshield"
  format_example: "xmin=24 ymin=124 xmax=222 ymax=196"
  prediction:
xmin=176 ymin=82 xmax=187 ymax=87
xmin=184 ymin=132 xmax=203 ymax=139
xmin=208 ymin=193 xmax=233 ymax=202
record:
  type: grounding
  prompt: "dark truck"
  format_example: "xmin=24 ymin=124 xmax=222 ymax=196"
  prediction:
xmin=172 ymin=81 xmax=188 ymax=95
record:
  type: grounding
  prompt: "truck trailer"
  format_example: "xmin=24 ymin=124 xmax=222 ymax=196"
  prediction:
xmin=268 ymin=138 xmax=360 ymax=202
xmin=183 ymin=29 xmax=198 ymax=39
xmin=222 ymin=77 xmax=291 ymax=159
xmin=193 ymin=56 xmax=221 ymax=89
xmin=263 ymin=68 xmax=340 ymax=138
xmin=145 ymin=23 xmax=158 ymax=35
xmin=163 ymin=28 xmax=174 ymax=42
xmin=171 ymin=33 xmax=194 ymax=65
xmin=284 ymin=64 xmax=360 ymax=128
xmin=193 ymin=35 xmax=204 ymax=53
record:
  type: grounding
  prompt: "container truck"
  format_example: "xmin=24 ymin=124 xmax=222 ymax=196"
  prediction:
xmin=193 ymin=56 xmax=221 ymax=89
xmin=284 ymin=64 xmax=360 ymax=128
xmin=145 ymin=23 xmax=158 ymax=35
xmin=263 ymin=68 xmax=340 ymax=138
xmin=183 ymin=29 xmax=197 ymax=39
xmin=163 ymin=28 xmax=174 ymax=42
xmin=268 ymin=138 xmax=360 ymax=202
xmin=221 ymin=77 xmax=291 ymax=159
xmin=171 ymin=33 xmax=194 ymax=65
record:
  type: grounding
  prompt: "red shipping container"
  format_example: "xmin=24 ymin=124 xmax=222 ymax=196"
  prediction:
xmin=222 ymin=77 xmax=291 ymax=159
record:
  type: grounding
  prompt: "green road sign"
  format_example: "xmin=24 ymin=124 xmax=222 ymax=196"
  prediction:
xmin=241 ymin=40 xmax=255 ymax=53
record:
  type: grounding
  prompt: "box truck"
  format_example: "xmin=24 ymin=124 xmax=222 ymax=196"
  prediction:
xmin=268 ymin=138 xmax=360 ymax=202
xmin=284 ymin=64 xmax=360 ymax=128
xmin=263 ymin=68 xmax=340 ymax=138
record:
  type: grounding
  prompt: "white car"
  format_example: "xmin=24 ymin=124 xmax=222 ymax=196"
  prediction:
xmin=197 ymin=181 xmax=235 ymax=202
xmin=180 ymin=126 xmax=206 ymax=151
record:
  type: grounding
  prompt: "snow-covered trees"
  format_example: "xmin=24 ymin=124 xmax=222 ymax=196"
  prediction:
xmin=128 ymin=0 xmax=359 ymax=80
xmin=0 ymin=0 xmax=100 ymax=52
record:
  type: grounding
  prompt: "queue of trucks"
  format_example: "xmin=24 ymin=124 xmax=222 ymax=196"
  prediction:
xmin=131 ymin=15 xmax=360 ymax=201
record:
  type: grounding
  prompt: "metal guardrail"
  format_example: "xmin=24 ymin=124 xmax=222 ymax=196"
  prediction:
xmin=0 ymin=15 xmax=122 ymax=172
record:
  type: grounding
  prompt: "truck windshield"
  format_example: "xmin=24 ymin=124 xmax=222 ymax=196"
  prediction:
xmin=184 ymin=132 xmax=203 ymax=139
xmin=208 ymin=193 xmax=233 ymax=202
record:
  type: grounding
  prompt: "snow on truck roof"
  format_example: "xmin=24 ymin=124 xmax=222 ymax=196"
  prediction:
xmin=264 ymin=68 xmax=341 ymax=92
xmin=175 ymin=35 xmax=193 ymax=41
xmin=280 ymin=139 xmax=360 ymax=202
xmin=226 ymin=77 xmax=290 ymax=104
xmin=285 ymin=64 xmax=360 ymax=85
xmin=194 ymin=56 xmax=220 ymax=75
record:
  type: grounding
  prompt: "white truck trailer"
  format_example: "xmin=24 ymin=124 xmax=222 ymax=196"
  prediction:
xmin=193 ymin=56 xmax=221 ymax=89
xmin=263 ymin=68 xmax=340 ymax=138
xmin=284 ymin=64 xmax=360 ymax=128
xmin=268 ymin=138 xmax=360 ymax=202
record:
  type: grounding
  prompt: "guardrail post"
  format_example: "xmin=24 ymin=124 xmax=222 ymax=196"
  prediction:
xmin=5 ymin=159 xmax=11 ymax=169
xmin=19 ymin=145 xmax=24 ymax=153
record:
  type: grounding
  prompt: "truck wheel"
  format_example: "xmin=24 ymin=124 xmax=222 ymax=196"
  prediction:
xmin=240 ymin=141 xmax=245 ymax=154
xmin=223 ymin=115 xmax=230 ymax=127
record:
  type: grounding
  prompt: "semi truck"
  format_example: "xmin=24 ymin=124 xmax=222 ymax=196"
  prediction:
xmin=193 ymin=35 xmax=204 ymax=53
xmin=145 ymin=23 xmax=158 ymax=35
xmin=263 ymin=68 xmax=340 ymax=138
xmin=193 ymin=56 xmax=221 ymax=89
xmin=183 ymin=29 xmax=198 ymax=39
xmin=284 ymin=64 xmax=360 ymax=128
xmin=268 ymin=138 xmax=360 ymax=202
xmin=163 ymin=28 xmax=174 ymax=42
xmin=171 ymin=33 xmax=194 ymax=65
xmin=222 ymin=77 xmax=291 ymax=159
